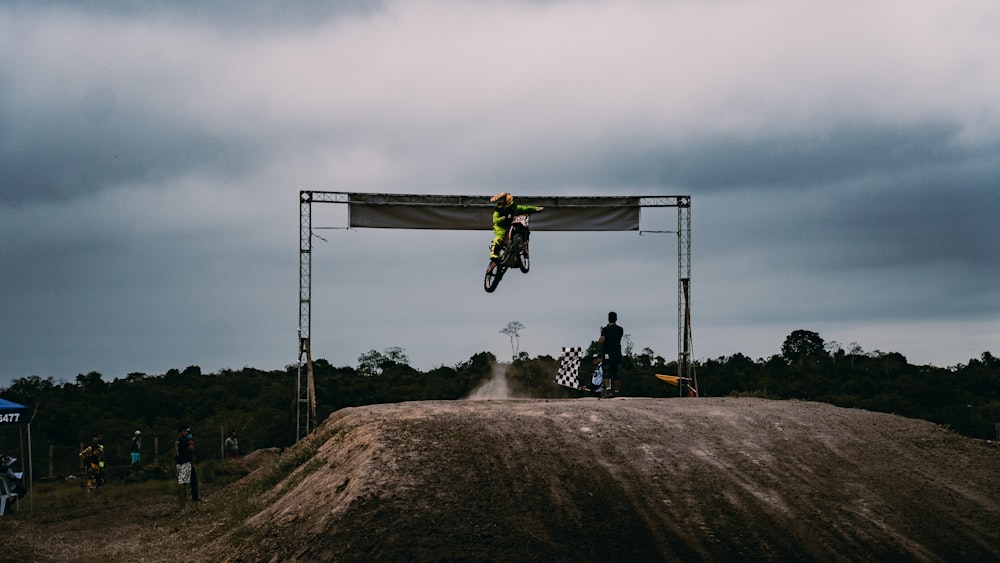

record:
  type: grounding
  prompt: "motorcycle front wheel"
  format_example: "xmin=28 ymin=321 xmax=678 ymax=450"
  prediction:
xmin=484 ymin=261 xmax=505 ymax=293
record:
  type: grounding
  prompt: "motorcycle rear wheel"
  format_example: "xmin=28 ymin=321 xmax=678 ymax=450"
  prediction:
xmin=516 ymin=236 xmax=530 ymax=273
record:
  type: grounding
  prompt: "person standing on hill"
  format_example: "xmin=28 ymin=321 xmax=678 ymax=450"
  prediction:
xmin=599 ymin=311 xmax=624 ymax=398
xmin=174 ymin=426 xmax=194 ymax=509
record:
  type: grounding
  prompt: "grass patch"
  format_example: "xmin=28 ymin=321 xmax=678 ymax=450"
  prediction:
xmin=28 ymin=477 xmax=174 ymax=513
xmin=251 ymin=444 xmax=316 ymax=493
xmin=728 ymin=389 xmax=780 ymax=400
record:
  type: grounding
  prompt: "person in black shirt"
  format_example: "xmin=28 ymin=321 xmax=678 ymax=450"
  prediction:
xmin=599 ymin=311 xmax=624 ymax=397
xmin=187 ymin=428 xmax=200 ymax=502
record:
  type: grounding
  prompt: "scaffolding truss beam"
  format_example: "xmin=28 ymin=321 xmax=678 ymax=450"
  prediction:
xmin=296 ymin=191 xmax=692 ymax=439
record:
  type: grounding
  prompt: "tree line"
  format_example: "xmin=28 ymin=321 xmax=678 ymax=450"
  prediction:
xmin=1 ymin=329 xmax=997 ymax=476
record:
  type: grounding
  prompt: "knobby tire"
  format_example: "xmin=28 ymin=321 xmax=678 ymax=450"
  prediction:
xmin=484 ymin=261 xmax=504 ymax=293
xmin=514 ymin=234 xmax=529 ymax=273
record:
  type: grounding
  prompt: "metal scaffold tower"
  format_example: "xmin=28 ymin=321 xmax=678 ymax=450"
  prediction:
xmin=297 ymin=191 xmax=693 ymax=439
xmin=637 ymin=196 xmax=694 ymax=397
xmin=675 ymin=199 xmax=695 ymax=396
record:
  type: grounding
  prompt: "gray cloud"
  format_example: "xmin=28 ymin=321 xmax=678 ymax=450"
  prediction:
xmin=3 ymin=0 xmax=384 ymax=30
xmin=1 ymin=0 xmax=998 ymax=385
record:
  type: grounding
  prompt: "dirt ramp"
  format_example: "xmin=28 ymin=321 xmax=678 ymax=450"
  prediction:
xmin=220 ymin=398 xmax=1000 ymax=562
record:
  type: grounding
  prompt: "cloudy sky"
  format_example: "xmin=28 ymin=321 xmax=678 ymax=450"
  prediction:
xmin=2 ymin=0 xmax=998 ymax=388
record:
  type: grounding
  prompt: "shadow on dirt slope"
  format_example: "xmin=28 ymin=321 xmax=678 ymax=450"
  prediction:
xmin=205 ymin=397 xmax=1000 ymax=562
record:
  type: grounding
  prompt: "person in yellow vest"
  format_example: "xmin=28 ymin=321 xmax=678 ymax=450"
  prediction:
xmin=78 ymin=435 xmax=106 ymax=493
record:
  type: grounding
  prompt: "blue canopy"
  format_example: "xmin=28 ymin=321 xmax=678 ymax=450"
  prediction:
xmin=0 ymin=398 xmax=29 ymax=425
xmin=0 ymin=396 xmax=32 ymax=513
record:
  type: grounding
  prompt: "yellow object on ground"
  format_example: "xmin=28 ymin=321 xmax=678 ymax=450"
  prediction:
xmin=655 ymin=374 xmax=681 ymax=386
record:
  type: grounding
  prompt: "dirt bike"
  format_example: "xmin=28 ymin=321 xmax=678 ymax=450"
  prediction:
xmin=484 ymin=214 xmax=532 ymax=293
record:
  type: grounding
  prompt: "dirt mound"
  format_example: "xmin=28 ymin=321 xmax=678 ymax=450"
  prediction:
xmin=205 ymin=397 xmax=1000 ymax=562
xmin=234 ymin=446 xmax=282 ymax=473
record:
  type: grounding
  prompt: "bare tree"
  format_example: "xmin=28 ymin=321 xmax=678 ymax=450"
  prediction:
xmin=500 ymin=321 xmax=525 ymax=361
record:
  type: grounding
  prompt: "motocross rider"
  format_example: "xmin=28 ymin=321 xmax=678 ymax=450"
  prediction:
xmin=489 ymin=192 xmax=543 ymax=261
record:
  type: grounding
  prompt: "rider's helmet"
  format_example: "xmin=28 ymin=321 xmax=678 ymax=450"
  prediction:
xmin=491 ymin=192 xmax=515 ymax=214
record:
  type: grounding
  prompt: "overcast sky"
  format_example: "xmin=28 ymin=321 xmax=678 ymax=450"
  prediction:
xmin=2 ymin=0 xmax=998 ymax=388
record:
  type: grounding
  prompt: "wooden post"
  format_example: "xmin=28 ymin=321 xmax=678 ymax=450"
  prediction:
xmin=154 ymin=437 xmax=159 ymax=460
xmin=995 ymin=423 xmax=999 ymax=441
xmin=48 ymin=445 xmax=54 ymax=478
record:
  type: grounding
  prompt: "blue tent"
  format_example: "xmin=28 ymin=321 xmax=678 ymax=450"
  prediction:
xmin=0 ymin=397 xmax=32 ymax=513
xmin=0 ymin=398 xmax=29 ymax=425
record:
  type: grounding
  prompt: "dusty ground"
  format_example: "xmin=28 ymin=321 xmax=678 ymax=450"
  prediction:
xmin=2 ymin=396 xmax=999 ymax=562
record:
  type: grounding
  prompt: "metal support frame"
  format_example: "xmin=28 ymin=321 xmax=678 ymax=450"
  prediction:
xmin=677 ymin=202 xmax=695 ymax=396
xmin=640 ymin=196 xmax=695 ymax=396
xmin=297 ymin=191 xmax=692 ymax=439
xmin=297 ymin=193 xmax=313 ymax=439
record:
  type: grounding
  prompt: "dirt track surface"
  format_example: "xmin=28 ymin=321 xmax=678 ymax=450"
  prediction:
xmin=4 ymin=397 xmax=999 ymax=562
xmin=212 ymin=397 xmax=999 ymax=562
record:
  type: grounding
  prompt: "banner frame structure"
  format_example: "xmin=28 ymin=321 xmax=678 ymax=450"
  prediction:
xmin=297 ymin=191 xmax=693 ymax=439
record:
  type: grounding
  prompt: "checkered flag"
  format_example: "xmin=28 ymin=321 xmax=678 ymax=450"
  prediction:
xmin=555 ymin=346 xmax=584 ymax=389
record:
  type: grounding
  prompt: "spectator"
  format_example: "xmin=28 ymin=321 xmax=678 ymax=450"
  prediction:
xmin=187 ymin=428 xmax=200 ymax=502
xmin=129 ymin=430 xmax=142 ymax=466
xmin=174 ymin=426 xmax=194 ymax=509
xmin=0 ymin=453 xmax=26 ymax=498
xmin=79 ymin=435 xmax=106 ymax=493
xmin=225 ymin=431 xmax=240 ymax=459
xmin=579 ymin=354 xmax=606 ymax=396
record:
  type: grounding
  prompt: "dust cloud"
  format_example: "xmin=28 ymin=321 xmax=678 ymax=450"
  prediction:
xmin=465 ymin=362 xmax=518 ymax=400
